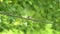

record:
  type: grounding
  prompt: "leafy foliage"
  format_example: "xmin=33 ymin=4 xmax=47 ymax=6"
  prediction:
xmin=0 ymin=0 xmax=60 ymax=34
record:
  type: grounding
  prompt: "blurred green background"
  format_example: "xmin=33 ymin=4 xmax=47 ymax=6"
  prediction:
xmin=0 ymin=0 xmax=60 ymax=34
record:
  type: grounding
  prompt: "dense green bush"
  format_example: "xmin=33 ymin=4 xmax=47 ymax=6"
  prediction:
xmin=0 ymin=0 xmax=60 ymax=34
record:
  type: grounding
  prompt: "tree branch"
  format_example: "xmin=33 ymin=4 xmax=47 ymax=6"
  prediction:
xmin=0 ymin=12 xmax=41 ymax=21
xmin=0 ymin=12 xmax=53 ymax=24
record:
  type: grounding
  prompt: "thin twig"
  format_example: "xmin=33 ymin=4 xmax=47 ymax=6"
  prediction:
xmin=0 ymin=12 xmax=53 ymax=24
xmin=0 ymin=12 xmax=41 ymax=22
